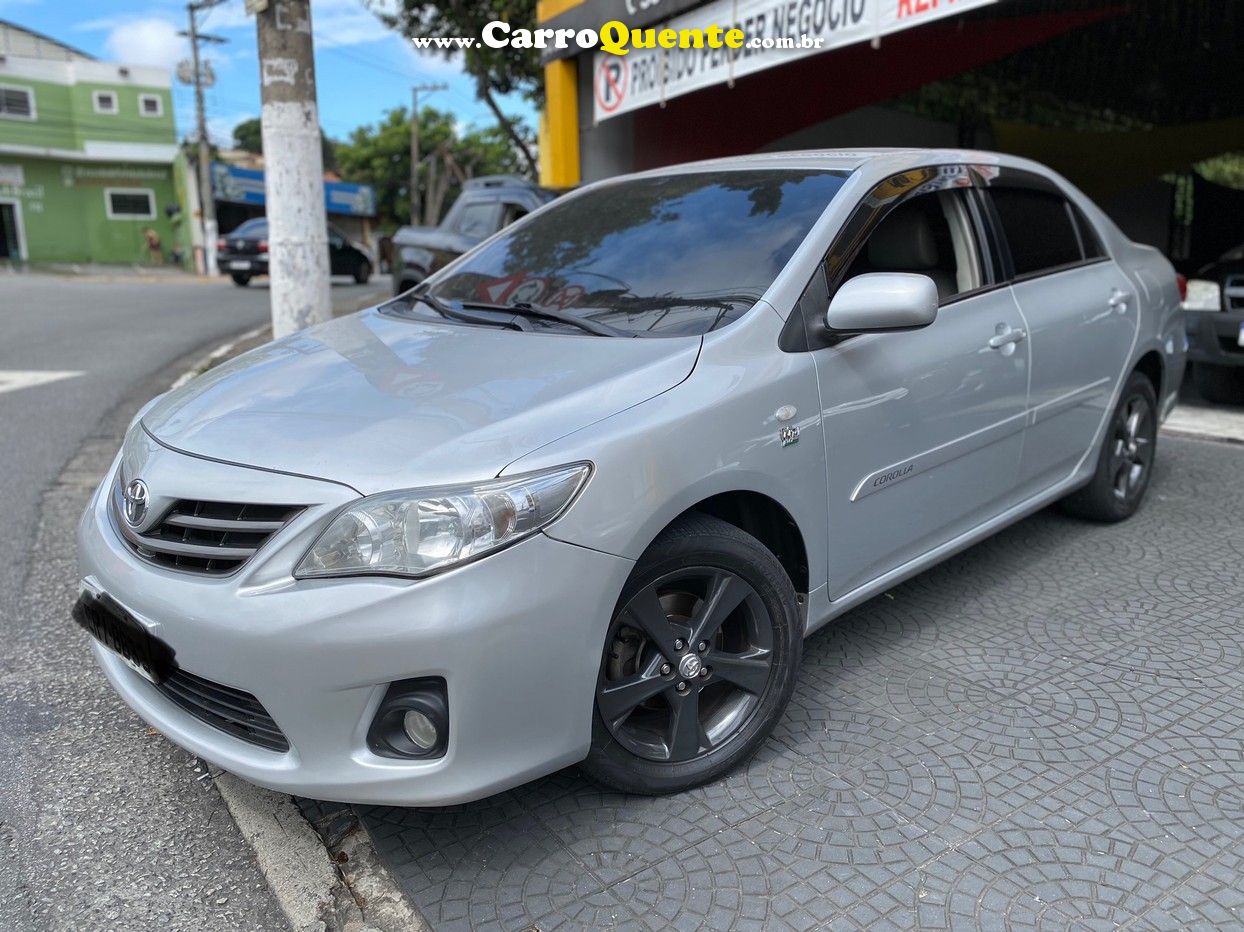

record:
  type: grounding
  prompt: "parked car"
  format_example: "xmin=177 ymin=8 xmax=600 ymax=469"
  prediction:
xmin=1183 ymin=243 xmax=1244 ymax=404
xmin=217 ymin=218 xmax=374 ymax=287
xmin=391 ymin=175 xmax=555 ymax=295
xmin=76 ymin=150 xmax=1184 ymax=805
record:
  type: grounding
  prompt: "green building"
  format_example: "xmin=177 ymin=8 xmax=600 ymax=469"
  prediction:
xmin=0 ymin=20 xmax=185 ymax=267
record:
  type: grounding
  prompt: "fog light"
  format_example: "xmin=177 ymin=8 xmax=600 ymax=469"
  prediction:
xmin=366 ymin=677 xmax=448 ymax=760
xmin=403 ymin=710 xmax=439 ymax=750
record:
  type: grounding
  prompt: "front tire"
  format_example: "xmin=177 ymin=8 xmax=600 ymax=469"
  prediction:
xmin=1193 ymin=363 xmax=1244 ymax=405
xmin=581 ymin=514 xmax=801 ymax=795
xmin=353 ymin=260 xmax=372 ymax=285
xmin=1060 ymin=370 xmax=1158 ymax=522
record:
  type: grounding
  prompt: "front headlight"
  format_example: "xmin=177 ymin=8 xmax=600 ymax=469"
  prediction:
xmin=295 ymin=463 xmax=591 ymax=579
xmin=1182 ymin=279 xmax=1222 ymax=311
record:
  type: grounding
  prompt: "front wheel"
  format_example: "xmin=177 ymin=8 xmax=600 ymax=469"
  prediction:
xmin=581 ymin=514 xmax=801 ymax=795
xmin=1060 ymin=370 xmax=1158 ymax=522
xmin=353 ymin=260 xmax=372 ymax=285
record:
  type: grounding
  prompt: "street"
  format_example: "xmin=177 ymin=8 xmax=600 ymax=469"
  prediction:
xmin=0 ymin=273 xmax=384 ymax=931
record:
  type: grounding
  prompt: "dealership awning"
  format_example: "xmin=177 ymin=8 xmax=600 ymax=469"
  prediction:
xmin=210 ymin=161 xmax=376 ymax=217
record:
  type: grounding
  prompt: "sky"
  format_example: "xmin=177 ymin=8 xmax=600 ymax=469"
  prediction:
xmin=0 ymin=0 xmax=536 ymax=146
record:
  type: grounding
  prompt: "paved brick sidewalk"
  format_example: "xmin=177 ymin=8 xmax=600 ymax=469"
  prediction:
xmin=357 ymin=436 xmax=1244 ymax=931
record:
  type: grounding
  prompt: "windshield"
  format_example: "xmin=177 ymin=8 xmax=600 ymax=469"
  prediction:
xmin=417 ymin=169 xmax=848 ymax=337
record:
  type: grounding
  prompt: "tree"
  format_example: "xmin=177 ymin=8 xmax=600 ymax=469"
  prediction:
xmin=334 ymin=105 xmax=528 ymax=227
xmin=232 ymin=117 xmax=264 ymax=154
xmin=231 ymin=117 xmax=339 ymax=172
xmin=380 ymin=0 xmax=539 ymax=177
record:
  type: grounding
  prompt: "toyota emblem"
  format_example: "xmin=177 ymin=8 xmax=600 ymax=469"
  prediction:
xmin=123 ymin=479 xmax=149 ymax=527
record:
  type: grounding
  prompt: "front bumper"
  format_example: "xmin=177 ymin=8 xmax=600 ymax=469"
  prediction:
xmin=77 ymin=441 xmax=632 ymax=805
xmin=1186 ymin=309 xmax=1244 ymax=367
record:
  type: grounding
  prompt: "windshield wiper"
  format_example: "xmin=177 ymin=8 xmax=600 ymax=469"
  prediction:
xmin=457 ymin=300 xmax=631 ymax=338
xmin=407 ymin=289 xmax=524 ymax=331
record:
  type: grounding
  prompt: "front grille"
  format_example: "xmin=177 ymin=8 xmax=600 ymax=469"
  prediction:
xmin=1226 ymin=276 xmax=1244 ymax=312
xmin=157 ymin=669 xmax=289 ymax=752
xmin=115 ymin=488 xmax=302 ymax=575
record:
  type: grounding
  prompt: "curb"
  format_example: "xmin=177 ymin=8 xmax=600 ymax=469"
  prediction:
xmin=170 ymin=323 xmax=272 ymax=389
xmin=1161 ymin=425 xmax=1244 ymax=446
xmin=215 ymin=775 xmax=361 ymax=932
xmin=172 ymin=331 xmax=428 ymax=932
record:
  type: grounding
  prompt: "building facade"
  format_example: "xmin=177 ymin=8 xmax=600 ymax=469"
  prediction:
xmin=533 ymin=0 xmax=1243 ymax=260
xmin=0 ymin=20 xmax=182 ymax=266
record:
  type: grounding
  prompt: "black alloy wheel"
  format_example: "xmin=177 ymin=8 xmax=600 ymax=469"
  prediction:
xmin=582 ymin=514 xmax=800 ymax=794
xmin=598 ymin=567 xmax=774 ymax=763
xmin=1061 ymin=370 xmax=1158 ymax=522
xmin=1108 ymin=391 xmax=1155 ymax=504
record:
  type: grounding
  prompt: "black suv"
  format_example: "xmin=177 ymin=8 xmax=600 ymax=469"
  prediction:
xmin=217 ymin=218 xmax=374 ymax=287
xmin=1185 ymin=244 xmax=1244 ymax=404
xmin=391 ymin=176 xmax=555 ymax=295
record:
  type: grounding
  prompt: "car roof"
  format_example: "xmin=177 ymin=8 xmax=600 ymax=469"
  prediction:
xmin=621 ymin=148 xmax=1058 ymax=187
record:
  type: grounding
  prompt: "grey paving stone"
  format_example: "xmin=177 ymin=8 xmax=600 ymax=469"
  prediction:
xmin=351 ymin=438 xmax=1244 ymax=930
xmin=915 ymin=827 xmax=1191 ymax=930
xmin=1135 ymin=840 xmax=1244 ymax=930
xmin=532 ymin=784 xmax=727 ymax=885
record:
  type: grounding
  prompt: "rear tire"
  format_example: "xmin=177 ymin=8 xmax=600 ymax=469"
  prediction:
xmin=1193 ymin=363 xmax=1244 ymax=405
xmin=353 ymin=261 xmax=372 ymax=285
xmin=581 ymin=514 xmax=801 ymax=795
xmin=1060 ymin=371 xmax=1158 ymax=522
xmin=230 ymin=273 xmax=251 ymax=287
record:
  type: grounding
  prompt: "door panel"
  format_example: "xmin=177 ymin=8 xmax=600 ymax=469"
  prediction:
xmin=815 ymin=288 xmax=1030 ymax=598
xmin=1010 ymin=262 xmax=1137 ymax=494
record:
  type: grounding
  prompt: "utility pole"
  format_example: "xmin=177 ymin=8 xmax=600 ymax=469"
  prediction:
xmin=180 ymin=1 xmax=226 ymax=277
xmin=254 ymin=0 xmax=330 ymax=338
xmin=409 ymin=83 xmax=447 ymax=225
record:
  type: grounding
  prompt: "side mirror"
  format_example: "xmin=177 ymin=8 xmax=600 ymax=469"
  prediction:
xmin=826 ymin=273 xmax=939 ymax=334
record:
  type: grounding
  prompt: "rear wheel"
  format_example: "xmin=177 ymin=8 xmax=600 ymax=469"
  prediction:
xmin=1193 ymin=363 xmax=1244 ymax=405
xmin=230 ymin=272 xmax=251 ymax=287
xmin=353 ymin=260 xmax=372 ymax=285
xmin=581 ymin=514 xmax=801 ymax=795
xmin=1061 ymin=370 xmax=1158 ymax=522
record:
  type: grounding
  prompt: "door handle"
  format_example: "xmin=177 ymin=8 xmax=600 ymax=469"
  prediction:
xmin=988 ymin=327 xmax=1027 ymax=349
xmin=1108 ymin=288 xmax=1132 ymax=313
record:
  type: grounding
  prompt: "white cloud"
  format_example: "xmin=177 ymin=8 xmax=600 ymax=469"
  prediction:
xmin=208 ymin=110 xmax=257 ymax=147
xmin=102 ymin=18 xmax=187 ymax=71
xmin=311 ymin=0 xmax=394 ymax=48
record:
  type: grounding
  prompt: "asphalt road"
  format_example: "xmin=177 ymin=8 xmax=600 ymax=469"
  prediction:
xmin=0 ymin=273 xmax=385 ymax=931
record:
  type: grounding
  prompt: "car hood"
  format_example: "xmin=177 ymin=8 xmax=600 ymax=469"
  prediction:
xmin=142 ymin=309 xmax=700 ymax=494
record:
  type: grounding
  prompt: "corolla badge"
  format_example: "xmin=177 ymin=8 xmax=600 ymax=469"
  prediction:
xmin=123 ymin=479 xmax=149 ymax=527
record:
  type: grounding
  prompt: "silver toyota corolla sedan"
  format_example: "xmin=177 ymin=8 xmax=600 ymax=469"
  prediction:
xmin=76 ymin=150 xmax=1185 ymax=804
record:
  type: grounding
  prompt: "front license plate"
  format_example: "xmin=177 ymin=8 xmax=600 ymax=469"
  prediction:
xmin=229 ymin=260 xmax=252 ymax=270
xmin=73 ymin=591 xmax=177 ymax=685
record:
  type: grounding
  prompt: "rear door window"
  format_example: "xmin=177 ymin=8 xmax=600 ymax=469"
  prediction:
xmin=988 ymin=187 xmax=1085 ymax=278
